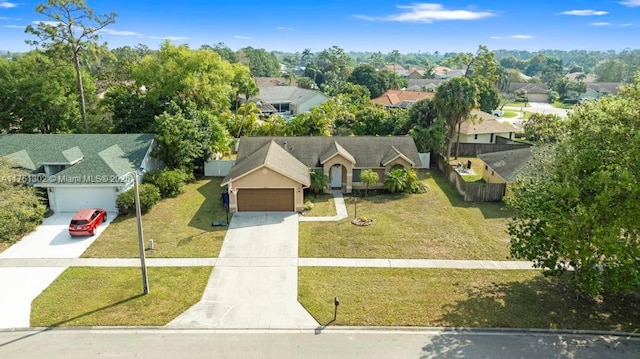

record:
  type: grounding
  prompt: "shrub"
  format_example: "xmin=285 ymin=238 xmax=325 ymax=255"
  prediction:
xmin=384 ymin=168 xmax=428 ymax=194
xmin=116 ymin=183 xmax=161 ymax=215
xmin=144 ymin=169 xmax=188 ymax=198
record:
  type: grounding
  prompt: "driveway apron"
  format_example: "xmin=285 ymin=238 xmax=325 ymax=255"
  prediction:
xmin=168 ymin=212 xmax=318 ymax=329
xmin=0 ymin=212 xmax=114 ymax=329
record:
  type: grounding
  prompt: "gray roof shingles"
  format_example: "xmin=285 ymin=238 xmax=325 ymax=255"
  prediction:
xmin=228 ymin=136 xmax=421 ymax=182
xmin=478 ymin=148 xmax=533 ymax=182
xmin=0 ymin=134 xmax=155 ymax=185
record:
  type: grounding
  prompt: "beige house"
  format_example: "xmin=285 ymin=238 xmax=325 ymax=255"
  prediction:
xmin=456 ymin=110 xmax=517 ymax=144
xmin=222 ymin=136 xmax=422 ymax=212
xmin=478 ymin=148 xmax=533 ymax=197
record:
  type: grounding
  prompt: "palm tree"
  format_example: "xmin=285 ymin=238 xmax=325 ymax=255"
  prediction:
xmin=360 ymin=169 xmax=379 ymax=197
xmin=236 ymin=102 xmax=262 ymax=138
xmin=309 ymin=170 xmax=328 ymax=194
xmin=434 ymin=77 xmax=477 ymax=161
xmin=384 ymin=168 xmax=407 ymax=193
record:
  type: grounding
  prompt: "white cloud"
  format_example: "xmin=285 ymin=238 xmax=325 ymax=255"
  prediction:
xmin=0 ymin=2 xmax=17 ymax=8
xmin=234 ymin=35 xmax=252 ymax=39
xmin=99 ymin=29 xmax=144 ymax=37
xmin=620 ymin=0 xmax=640 ymax=7
xmin=148 ymin=36 xmax=189 ymax=41
xmin=2 ymin=24 xmax=23 ymax=29
xmin=355 ymin=3 xmax=494 ymax=23
xmin=276 ymin=26 xmax=293 ymax=31
xmin=559 ymin=10 xmax=608 ymax=16
xmin=590 ymin=22 xmax=612 ymax=26
xmin=621 ymin=23 xmax=633 ymax=27
xmin=510 ymin=35 xmax=533 ymax=39
xmin=490 ymin=36 xmax=503 ymax=40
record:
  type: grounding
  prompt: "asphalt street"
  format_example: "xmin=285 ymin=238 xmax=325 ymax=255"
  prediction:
xmin=1 ymin=328 xmax=639 ymax=359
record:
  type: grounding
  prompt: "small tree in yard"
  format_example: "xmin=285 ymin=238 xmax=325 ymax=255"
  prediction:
xmin=309 ymin=170 xmax=328 ymax=194
xmin=116 ymin=183 xmax=161 ymax=215
xmin=360 ymin=169 xmax=379 ymax=197
xmin=384 ymin=167 xmax=427 ymax=194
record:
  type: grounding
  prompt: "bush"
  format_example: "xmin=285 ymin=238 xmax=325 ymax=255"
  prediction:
xmin=143 ymin=169 xmax=189 ymax=198
xmin=116 ymin=183 xmax=161 ymax=215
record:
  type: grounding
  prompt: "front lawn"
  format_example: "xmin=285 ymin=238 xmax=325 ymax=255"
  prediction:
xmin=299 ymin=268 xmax=640 ymax=331
xmin=299 ymin=171 xmax=511 ymax=260
xmin=303 ymin=193 xmax=337 ymax=217
xmin=83 ymin=178 xmax=227 ymax=258
xmin=503 ymin=110 xmax=519 ymax=118
xmin=31 ymin=266 xmax=211 ymax=326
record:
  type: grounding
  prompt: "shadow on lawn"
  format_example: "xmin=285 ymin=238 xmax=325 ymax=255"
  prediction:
xmin=434 ymin=275 xmax=640 ymax=333
xmin=0 ymin=294 xmax=144 ymax=348
xmin=428 ymin=170 xmax=512 ymax=220
xmin=190 ymin=178 xmax=227 ymax=232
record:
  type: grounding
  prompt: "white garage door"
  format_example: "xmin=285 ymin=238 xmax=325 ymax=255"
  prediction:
xmin=526 ymin=94 xmax=548 ymax=103
xmin=50 ymin=186 xmax=117 ymax=213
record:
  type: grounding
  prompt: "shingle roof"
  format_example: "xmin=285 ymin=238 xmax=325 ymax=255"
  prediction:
xmin=256 ymin=86 xmax=328 ymax=107
xmin=478 ymin=148 xmax=533 ymax=182
xmin=587 ymin=82 xmax=621 ymax=95
xmin=458 ymin=110 xmax=516 ymax=135
xmin=508 ymin=82 xmax=549 ymax=94
xmin=0 ymin=134 xmax=155 ymax=185
xmin=222 ymin=140 xmax=310 ymax=186
xmin=254 ymin=77 xmax=298 ymax=87
xmin=230 ymin=136 xmax=421 ymax=176
xmin=319 ymin=141 xmax=356 ymax=165
xmin=371 ymin=90 xmax=435 ymax=107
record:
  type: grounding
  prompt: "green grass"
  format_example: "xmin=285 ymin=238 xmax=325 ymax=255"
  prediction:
xmin=83 ymin=178 xmax=227 ymax=258
xmin=503 ymin=110 xmax=519 ymax=118
xmin=299 ymin=268 xmax=640 ymax=331
xmin=551 ymin=101 xmax=575 ymax=110
xmin=299 ymin=171 xmax=511 ymax=260
xmin=303 ymin=193 xmax=337 ymax=217
xmin=31 ymin=266 xmax=212 ymax=326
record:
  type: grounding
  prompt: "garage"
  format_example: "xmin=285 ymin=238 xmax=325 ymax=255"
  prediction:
xmin=526 ymin=94 xmax=549 ymax=103
xmin=49 ymin=186 xmax=117 ymax=213
xmin=236 ymin=188 xmax=294 ymax=212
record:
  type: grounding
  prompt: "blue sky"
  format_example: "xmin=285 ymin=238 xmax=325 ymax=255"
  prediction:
xmin=2 ymin=1 xmax=640 ymax=53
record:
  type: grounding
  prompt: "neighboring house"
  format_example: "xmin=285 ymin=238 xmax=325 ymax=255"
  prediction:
xmin=565 ymin=72 xmax=596 ymax=83
xmin=577 ymin=82 xmax=621 ymax=101
xmin=507 ymin=83 xmax=549 ymax=103
xmin=371 ymin=89 xmax=436 ymax=108
xmin=456 ymin=110 xmax=517 ymax=143
xmin=248 ymin=98 xmax=279 ymax=117
xmin=407 ymin=79 xmax=443 ymax=92
xmin=478 ymin=147 xmax=533 ymax=186
xmin=380 ymin=64 xmax=409 ymax=77
xmin=254 ymin=86 xmax=328 ymax=115
xmin=435 ymin=68 xmax=466 ymax=80
xmin=254 ymin=76 xmax=297 ymax=87
xmin=432 ymin=66 xmax=452 ymax=77
xmin=222 ymin=136 xmax=422 ymax=212
xmin=407 ymin=67 xmax=428 ymax=79
xmin=0 ymin=134 xmax=158 ymax=213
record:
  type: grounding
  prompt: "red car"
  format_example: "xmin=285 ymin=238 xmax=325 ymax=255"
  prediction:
xmin=69 ymin=208 xmax=107 ymax=237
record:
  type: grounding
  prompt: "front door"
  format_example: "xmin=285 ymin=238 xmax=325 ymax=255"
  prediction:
xmin=330 ymin=165 xmax=342 ymax=189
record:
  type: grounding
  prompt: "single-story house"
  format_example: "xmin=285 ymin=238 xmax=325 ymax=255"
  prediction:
xmin=578 ymin=82 xmax=621 ymax=101
xmin=478 ymin=147 xmax=533 ymax=185
xmin=0 ymin=134 xmax=159 ymax=213
xmin=380 ymin=64 xmax=409 ymax=77
xmin=254 ymin=76 xmax=297 ymax=87
xmin=456 ymin=110 xmax=517 ymax=144
xmin=407 ymin=79 xmax=443 ymax=92
xmin=221 ymin=136 xmax=422 ymax=212
xmin=435 ymin=68 xmax=466 ymax=80
xmin=254 ymin=86 xmax=328 ymax=115
xmin=507 ymin=83 xmax=549 ymax=103
xmin=371 ymin=89 xmax=436 ymax=108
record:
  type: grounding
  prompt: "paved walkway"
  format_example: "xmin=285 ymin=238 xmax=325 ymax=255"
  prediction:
xmin=167 ymin=212 xmax=318 ymax=329
xmin=299 ymin=191 xmax=348 ymax=222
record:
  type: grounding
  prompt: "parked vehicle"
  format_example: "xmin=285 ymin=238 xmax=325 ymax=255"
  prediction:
xmin=492 ymin=110 xmax=504 ymax=117
xmin=69 ymin=208 xmax=107 ymax=237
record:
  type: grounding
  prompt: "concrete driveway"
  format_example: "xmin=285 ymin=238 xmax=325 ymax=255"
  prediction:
xmin=0 ymin=212 xmax=114 ymax=329
xmin=169 ymin=212 xmax=318 ymax=329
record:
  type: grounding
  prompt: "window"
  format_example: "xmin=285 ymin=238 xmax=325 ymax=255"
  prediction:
xmin=490 ymin=133 xmax=494 ymax=143
xmin=492 ymin=171 xmax=495 ymax=176
xmin=485 ymin=165 xmax=488 ymax=170
xmin=474 ymin=134 xmax=478 ymax=140
xmin=353 ymin=169 xmax=361 ymax=182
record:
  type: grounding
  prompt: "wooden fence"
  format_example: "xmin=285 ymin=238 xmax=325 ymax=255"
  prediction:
xmin=455 ymin=136 xmax=530 ymax=157
xmin=437 ymin=156 xmax=506 ymax=202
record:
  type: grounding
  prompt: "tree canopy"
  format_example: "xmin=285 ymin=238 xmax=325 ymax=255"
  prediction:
xmin=507 ymin=74 xmax=640 ymax=297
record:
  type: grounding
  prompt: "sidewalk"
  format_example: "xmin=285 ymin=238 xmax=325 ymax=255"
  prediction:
xmin=0 ymin=257 xmax=536 ymax=270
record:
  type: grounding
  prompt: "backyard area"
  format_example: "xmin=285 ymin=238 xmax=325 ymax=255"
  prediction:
xmin=82 ymin=178 xmax=228 ymax=258
xmin=299 ymin=170 xmax=512 ymax=260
